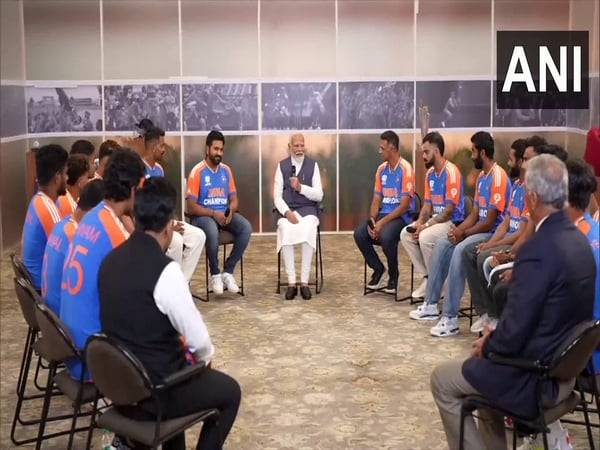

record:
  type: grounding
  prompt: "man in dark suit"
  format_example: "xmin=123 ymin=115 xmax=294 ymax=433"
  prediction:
xmin=430 ymin=154 xmax=596 ymax=450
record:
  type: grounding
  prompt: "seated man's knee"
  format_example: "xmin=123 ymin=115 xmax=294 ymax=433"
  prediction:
xmin=353 ymin=222 xmax=368 ymax=242
xmin=170 ymin=230 xmax=184 ymax=249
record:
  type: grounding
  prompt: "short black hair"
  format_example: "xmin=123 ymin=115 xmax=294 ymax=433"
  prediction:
xmin=144 ymin=126 xmax=165 ymax=145
xmin=35 ymin=144 xmax=68 ymax=186
xmin=471 ymin=131 xmax=494 ymax=159
xmin=99 ymin=140 xmax=121 ymax=161
xmin=538 ymin=144 xmax=568 ymax=162
xmin=70 ymin=139 xmax=95 ymax=156
xmin=66 ymin=154 xmax=90 ymax=186
xmin=422 ymin=131 xmax=445 ymax=156
xmin=567 ymin=159 xmax=597 ymax=211
xmin=526 ymin=135 xmax=548 ymax=153
xmin=136 ymin=118 xmax=155 ymax=133
xmin=380 ymin=130 xmax=399 ymax=150
xmin=103 ymin=148 xmax=145 ymax=202
xmin=77 ymin=179 xmax=105 ymax=211
xmin=206 ymin=130 xmax=225 ymax=148
xmin=510 ymin=138 xmax=528 ymax=161
xmin=134 ymin=177 xmax=176 ymax=232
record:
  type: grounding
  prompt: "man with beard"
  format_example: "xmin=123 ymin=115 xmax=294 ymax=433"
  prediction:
xmin=21 ymin=144 xmax=68 ymax=290
xmin=409 ymin=131 xmax=511 ymax=337
xmin=60 ymin=149 xmax=145 ymax=380
xmin=56 ymin=154 xmax=90 ymax=218
xmin=186 ymin=131 xmax=252 ymax=295
xmin=142 ymin=125 xmax=206 ymax=283
xmin=354 ymin=130 xmax=416 ymax=295
xmin=274 ymin=134 xmax=324 ymax=300
xmin=461 ymin=138 xmax=529 ymax=333
xmin=401 ymin=132 xmax=465 ymax=302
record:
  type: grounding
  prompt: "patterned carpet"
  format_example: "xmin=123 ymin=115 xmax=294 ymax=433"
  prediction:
xmin=0 ymin=235 xmax=596 ymax=449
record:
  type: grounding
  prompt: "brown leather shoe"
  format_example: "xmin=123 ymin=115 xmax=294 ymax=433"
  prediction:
xmin=300 ymin=285 xmax=312 ymax=300
xmin=285 ymin=285 xmax=297 ymax=300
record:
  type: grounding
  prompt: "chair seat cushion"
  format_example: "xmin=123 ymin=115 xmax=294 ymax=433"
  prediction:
xmin=54 ymin=370 xmax=97 ymax=403
xmin=97 ymin=407 xmax=218 ymax=446
xmin=218 ymin=230 xmax=235 ymax=245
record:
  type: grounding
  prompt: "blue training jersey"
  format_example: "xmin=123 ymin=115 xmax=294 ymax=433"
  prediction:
xmin=374 ymin=158 xmax=416 ymax=223
xmin=21 ymin=192 xmax=63 ymax=288
xmin=423 ymin=161 xmax=465 ymax=223
xmin=41 ymin=216 xmax=77 ymax=315
xmin=474 ymin=163 xmax=511 ymax=232
xmin=505 ymin=180 xmax=528 ymax=234
xmin=186 ymin=161 xmax=237 ymax=213
xmin=144 ymin=160 xmax=165 ymax=178
xmin=59 ymin=201 xmax=128 ymax=380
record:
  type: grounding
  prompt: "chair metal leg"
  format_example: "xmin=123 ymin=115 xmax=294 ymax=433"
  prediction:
xmin=276 ymin=250 xmax=281 ymax=294
xmin=458 ymin=405 xmax=467 ymax=450
xmin=317 ymin=229 xmax=323 ymax=294
xmin=11 ymin=329 xmax=35 ymax=445
xmin=85 ymin=396 xmax=99 ymax=450
xmin=205 ymin=253 xmax=210 ymax=302
xmin=512 ymin=423 xmax=518 ymax=450
xmin=35 ymin=363 xmax=56 ymax=450
xmin=33 ymin=355 xmax=46 ymax=391
xmin=239 ymin=254 xmax=245 ymax=296
xmin=541 ymin=430 xmax=549 ymax=450
xmin=578 ymin=379 xmax=596 ymax=450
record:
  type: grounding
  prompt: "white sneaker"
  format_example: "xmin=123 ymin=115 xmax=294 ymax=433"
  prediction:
xmin=430 ymin=316 xmax=460 ymax=337
xmin=411 ymin=278 xmax=427 ymax=298
xmin=409 ymin=303 xmax=440 ymax=321
xmin=221 ymin=272 xmax=239 ymax=294
xmin=211 ymin=274 xmax=224 ymax=295
xmin=470 ymin=313 xmax=489 ymax=334
xmin=517 ymin=427 xmax=573 ymax=450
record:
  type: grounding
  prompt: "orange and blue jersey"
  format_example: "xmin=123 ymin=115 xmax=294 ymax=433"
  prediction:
xmin=21 ymin=192 xmax=62 ymax=289
xmin=374 ymin=158 xmax=416 ymax=223
xmin=144 ymin=160 xmax=165 ymax=178
xmin=423 ymin=161 xmax=465 ymax=223
xmin=41 ymin=216 xmax=77 ymax=315
xmin=56 ymin=191 xmax=77 ymax=219
xmin=59 ymin=201 xmax=128 ymax=380
xmin=577 ymin=213 xmax=600 ymax=373
xmin=474 ymin=163 xmax=511 ymax=232
xmin=505 ymin=180 xmax=528 ymax=234
xmin=186 ymin=161 xmax=237 ymax=213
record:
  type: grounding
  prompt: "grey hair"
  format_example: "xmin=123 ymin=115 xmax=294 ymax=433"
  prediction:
xmin=524 ymin=154 xmax=568 ymax=209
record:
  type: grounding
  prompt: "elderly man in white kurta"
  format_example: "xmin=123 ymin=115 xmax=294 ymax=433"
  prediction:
xmin=274 ymin=134 xmax=324 ymax=300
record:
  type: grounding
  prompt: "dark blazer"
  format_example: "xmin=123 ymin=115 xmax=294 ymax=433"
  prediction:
xmin=462 ymin=210 xmax=596 ymax=418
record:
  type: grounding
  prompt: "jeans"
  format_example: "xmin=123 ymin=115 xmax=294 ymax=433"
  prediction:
xmin=425 ymin=233 xmax=491 ymax=318
xmin=353 ymin=216 xmax=408 ymax=281
xmin=463 ymin=244 xmax=511 ymax=316
xmin=192 ymin=213 xmax=252 ymax=276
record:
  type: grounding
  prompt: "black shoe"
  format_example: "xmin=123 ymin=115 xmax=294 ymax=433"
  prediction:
xmin=285 ymin=285 xmax=298 ymax=300
xmin=383 ymin=277 xmax=397 ymax=294
xmin=300 ymin=285 xmax=312 ymax=300
xmin=367 ymin=269 xmax=385 ymax=289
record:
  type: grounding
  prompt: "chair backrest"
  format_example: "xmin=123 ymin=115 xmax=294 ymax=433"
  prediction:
xmin=14 ymin=277 xmax=41 ymax=331
xmin=34 ymin=302 xmax=79 ymax=363
xmin=464 ymin=196 xmax=474 ymax=217
xmin=548 ymin=320 xmax=600 ymax=381
xmin=10 ymin=253 xmax=35 ymax=287
xmin=412 ymin=192 xmax=423 ymax=221
xmin=85 ymin=334 xmax=153 ymax=405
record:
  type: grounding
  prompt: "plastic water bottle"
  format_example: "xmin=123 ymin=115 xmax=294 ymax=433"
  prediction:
xmin=100 ymin=428 xmax=116 ymax=450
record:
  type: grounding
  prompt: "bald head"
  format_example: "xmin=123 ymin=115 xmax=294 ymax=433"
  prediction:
xmin=288 ymin=134 xmax=306 ymax=158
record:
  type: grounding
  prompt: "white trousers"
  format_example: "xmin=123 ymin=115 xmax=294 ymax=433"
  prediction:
xmin=400 ymin=221 xmax=453 ymax=276
xmin=281 ymin=242 xmax=314 ymax=285
xmin=166 ymin=221 xmax=206 ymax=282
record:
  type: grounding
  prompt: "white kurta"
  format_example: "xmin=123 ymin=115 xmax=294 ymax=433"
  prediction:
xmin=274 ymin=157 xmax=324 ymax=252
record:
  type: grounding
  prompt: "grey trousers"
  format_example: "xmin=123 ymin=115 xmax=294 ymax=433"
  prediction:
xmin=430 ymin=360 xmax=508 ymax=450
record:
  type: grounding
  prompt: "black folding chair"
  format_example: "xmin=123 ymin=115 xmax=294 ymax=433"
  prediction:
xmin=459 ymin=320 xmax=600 ymax=450
xmin=85 ymin=334 xmax=220 ymax=449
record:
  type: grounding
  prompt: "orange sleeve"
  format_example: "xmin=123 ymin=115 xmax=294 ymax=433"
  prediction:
xmin=98 ymin=210 xmax=128 ymax=248
xmin=186 ymin=166 xmax=201 ymax=201
xmin=400 ymin=161 xmax=414 ymax=196
xmin=445 ymin=165 xmax=462 ymax=205
xmin=423 ymin=171 xmax=432 ymax=202
xmin=33 ymin=196 xmax=60 ymax=238
xmin=490 ymin=169 xmax=509 ymax=213
xmin=374 ymin=165 xmax=383 ymax=196
xmin=57 ymin=196 xmax=71 ymax=219
xmin=226 ymin=166 xmax=237 ymax=196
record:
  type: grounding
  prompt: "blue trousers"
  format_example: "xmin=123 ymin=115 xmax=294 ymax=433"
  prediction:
xmin=192 ymin=213 xmax=252 ymax=276
xmin=425 ymin=233 xmax=491 ymax=318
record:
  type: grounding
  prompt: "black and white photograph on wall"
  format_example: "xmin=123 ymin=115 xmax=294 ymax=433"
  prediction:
xmin=104 ymin=84 xmax=180 ymax=132
xmin=416 ymin=80 xmax=491 ymax=129
xmin=182 ymin=83 xmax=258 ymax=131
xmin=339 ymin=81 xmax=414 ymax=129
xmin=492 ymin=81 xmax=566 ymax=127
xmin=262 ymin=82 xmax=336 ymax=130
xmin=27 ymin=85 xmax=102 ymax=133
